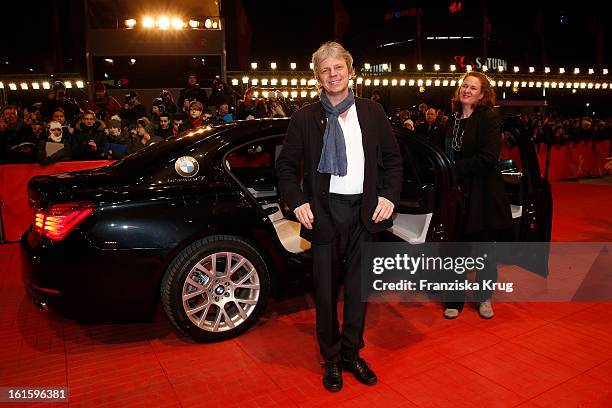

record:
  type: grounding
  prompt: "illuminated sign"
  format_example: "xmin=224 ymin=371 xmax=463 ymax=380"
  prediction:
xmin=454 ymin=55 xmax=507 ymax=71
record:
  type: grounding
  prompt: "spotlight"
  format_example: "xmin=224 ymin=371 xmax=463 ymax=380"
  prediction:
xmin=31 ymin=82 xmax=40 ymax=90
xmin=417 ymin=64 xmax=423 ymax=71
xmin=20 ymin=82 xmax=28 ymax=90
xmin=270 ymin=62 xmax=277 ymax=70
xmin=290 ymin=62 xmax=296 ymax=70
xmin=171 ymin=17 xmax=184 ymax=30
xmin=64 ymin=81 xmax=72 ymax=88
xmin=251 ymin=62 xmax=258 ymax=70
xmin=434 ymin=64 xmax=440 ymax=71
xmin=125 ymin=19 xmax=136 ymax=28
xmin=529 ymin=67 xmax=535 ymax=73
xmin=399 ymin=64 xmax=406 ymax=71
xmin=76 ymin=80 xmax=84 ymax=88
xmin=42 ymin=81 xmax=50 ymax=89
xmin=158 ymin=16 xmax=170 ymax=30
xmin=189 ymin=20 xmax=199 ymax=28
xmin=204 ymin=19 xmax=212 ymax=29
xmin=143 ymin=17 xmax=154 ymax=28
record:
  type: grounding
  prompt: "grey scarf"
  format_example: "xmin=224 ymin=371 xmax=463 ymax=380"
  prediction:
xmin=317 ymin=89 xmax=355 ymax=176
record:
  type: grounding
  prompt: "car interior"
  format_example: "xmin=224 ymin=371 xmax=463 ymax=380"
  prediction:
xmin=500 ymin=130 xmax=525 ymax=221
xmin=225 ymin=133 xmax=444 ymax=253
xmin=224 ymin=129 xmax=529 ymax=253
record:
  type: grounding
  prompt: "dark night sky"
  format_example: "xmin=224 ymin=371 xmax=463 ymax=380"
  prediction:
xmin=1 ymin=0 xmax=610 ymax=74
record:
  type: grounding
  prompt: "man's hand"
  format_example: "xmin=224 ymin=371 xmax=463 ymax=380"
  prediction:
xmin=294 ymin=202 xmax=314 ymax=230
xmin=88 ymin=140 xmax=97 ymax=151
xmin=372 ymin=196 xmax=394 ymax=223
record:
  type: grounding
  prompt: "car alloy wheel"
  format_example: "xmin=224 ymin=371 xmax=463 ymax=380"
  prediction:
xmin=182 ymin=251 xmax=260 ymax=332
xmin=161 ymin=235 xmax=270 ymax=342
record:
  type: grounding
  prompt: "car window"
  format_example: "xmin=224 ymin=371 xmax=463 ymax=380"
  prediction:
xmin=108 ymin=127 xmax=221 ymax=174
xmin=396 ymin=136 xmax=436 ymax=201
xmin=225 ymin=135 xmax=285 ymax=194
xmin=500 ymin=131 xmax=523 ymax=173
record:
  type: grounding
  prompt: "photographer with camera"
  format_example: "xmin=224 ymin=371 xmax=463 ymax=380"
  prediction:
xmin=119 ymin=91 xmax=146 ymax=127
xmin=40 ymin=81 xmax=81 ymax=126
xmin=208 ymin=76 xmax=235 ymax=110
xmin=158 ymin=90 xmax=178 ymax=115
xmin=178 ymin=72 xmax=208 ymax=112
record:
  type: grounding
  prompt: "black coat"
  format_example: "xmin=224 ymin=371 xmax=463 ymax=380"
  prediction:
xmin=415 ymin=122 xmax=445 ymax=150
xmin=71 ymin=119 xmax=108 ymax=161
xmin=276 ymin=97 xmax=403 ymax=244
xmin=447 ymin=108 xmax=512 ymax=235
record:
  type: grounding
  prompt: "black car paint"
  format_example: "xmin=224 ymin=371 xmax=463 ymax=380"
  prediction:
xmin=21 ymin=117 xmax=551 ymax=321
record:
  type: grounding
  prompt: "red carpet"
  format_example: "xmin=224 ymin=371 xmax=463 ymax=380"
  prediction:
xmin=0 ymin=180 xmax=611 ymax=407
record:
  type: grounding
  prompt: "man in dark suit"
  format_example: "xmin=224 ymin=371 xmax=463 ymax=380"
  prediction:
xmin=276 ymin=42 xmax=403 ymax=392
xmin=415 ymin=107 xmax=444 ymax=149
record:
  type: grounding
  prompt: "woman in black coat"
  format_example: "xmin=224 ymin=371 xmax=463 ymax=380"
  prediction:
xmin=443 ymin=72 xmax=512 ymax=320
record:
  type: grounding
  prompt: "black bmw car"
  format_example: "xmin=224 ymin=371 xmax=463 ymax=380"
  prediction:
xmin=21 ymin=117 xmax=552 ymax=342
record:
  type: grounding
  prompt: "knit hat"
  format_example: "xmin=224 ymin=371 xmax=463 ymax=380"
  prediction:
xmin=48 ymin=121 xmax=62 ymax=130
xmin=108 ymin=118 xmax=122 ymax=129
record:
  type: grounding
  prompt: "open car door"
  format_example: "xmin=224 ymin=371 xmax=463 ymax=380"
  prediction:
xmin=499 ymin=116 xmax=553 ymax=276
xmin=389 ymin=128 xmax=459 ymax=244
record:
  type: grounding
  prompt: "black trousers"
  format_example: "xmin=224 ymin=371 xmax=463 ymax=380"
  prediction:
xmin=311 ymin=193 xmax=374 ymax=362
xmin=445 ymin=229 xmax=499 ymax=311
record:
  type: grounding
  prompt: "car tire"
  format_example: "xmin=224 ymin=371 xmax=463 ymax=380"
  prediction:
xmin=161 ymin=235 xmax=270 ymax=342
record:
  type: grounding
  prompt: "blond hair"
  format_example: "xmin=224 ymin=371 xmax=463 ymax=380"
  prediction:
xmin=311 ymin=41 xmax=354 ymax=89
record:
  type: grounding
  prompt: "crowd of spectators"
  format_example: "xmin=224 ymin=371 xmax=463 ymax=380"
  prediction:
xmin=1 ymin=78 xmax=611 ymax=166
xmin=0 ymin=72 xmax=300 ymax=165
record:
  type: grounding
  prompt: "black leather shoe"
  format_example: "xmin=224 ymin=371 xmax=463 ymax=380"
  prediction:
xmin=342 ymin=356 xmax=377 ymax=385
xmin=322 ymin=360 xmax=343 ymax=392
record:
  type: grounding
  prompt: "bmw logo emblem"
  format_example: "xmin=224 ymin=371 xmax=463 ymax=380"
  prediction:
xmin=175 ymin=156 xmax=199 ymax=178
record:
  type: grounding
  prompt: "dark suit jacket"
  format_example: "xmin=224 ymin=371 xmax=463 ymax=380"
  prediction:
xmin=415 ymin=122 xmax=444 ymax=150
xmin=276 ymin=97 xmax=403 ymax=244
xmin=447 ymin=107 xmax=512 ymax=235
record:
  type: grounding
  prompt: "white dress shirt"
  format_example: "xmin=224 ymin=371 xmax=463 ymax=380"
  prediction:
xmin=329 ymin=104 xmax=365 ymax=194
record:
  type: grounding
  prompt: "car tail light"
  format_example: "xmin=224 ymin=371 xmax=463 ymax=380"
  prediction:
xmin=33 ymin=202 xmax=95 ymax=241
